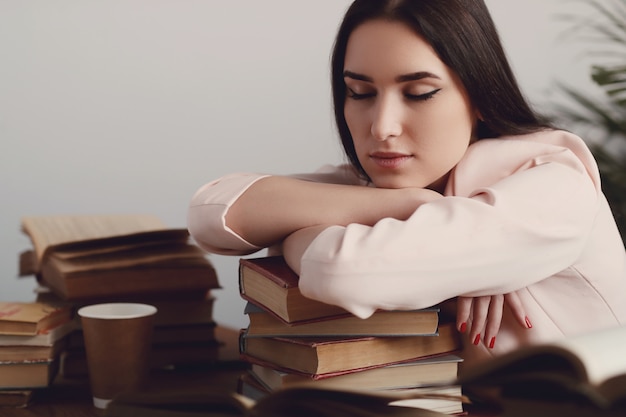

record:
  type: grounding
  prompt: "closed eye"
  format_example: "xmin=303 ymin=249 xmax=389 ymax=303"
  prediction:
xmin=347 ymin=88 xmax=376 ymax=100
xmin=405 ymin=88 xmax=441 ymax=101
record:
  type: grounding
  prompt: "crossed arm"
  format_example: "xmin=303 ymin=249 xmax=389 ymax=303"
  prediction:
xmin=224 ymin=175 xmax=530 ymax=348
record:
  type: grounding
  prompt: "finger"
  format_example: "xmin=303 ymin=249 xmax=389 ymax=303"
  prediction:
xmin=505 ymin=292 xmax=532 ymax=329
xmin=484 ymin=294 xmax=504 ymax=349
xmin=469 ymin=296 xmax=491 ymax=346
xmin=456 ymin=297 xmax=472 ymax=333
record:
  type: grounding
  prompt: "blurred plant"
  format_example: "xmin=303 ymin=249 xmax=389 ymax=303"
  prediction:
xmin=550 ymin=0 xmax=626 ymax=244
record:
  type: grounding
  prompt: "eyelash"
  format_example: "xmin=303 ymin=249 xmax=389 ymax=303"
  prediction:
xmin=347 ymin=88 xmax=442 ymax=102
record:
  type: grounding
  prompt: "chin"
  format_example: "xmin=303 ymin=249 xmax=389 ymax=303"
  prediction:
xmin=371 ymin=177 xmax=423 ymax=190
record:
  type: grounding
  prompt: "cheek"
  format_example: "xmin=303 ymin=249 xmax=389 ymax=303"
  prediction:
xmin=419 ymin=99 xmax=475 ymax=145
xmin=344 ymin=105 xmax=364 ymax=134
xmin=344 ymin=105 xmax=370 ymax=154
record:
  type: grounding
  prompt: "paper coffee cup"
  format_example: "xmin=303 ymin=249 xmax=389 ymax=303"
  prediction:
xmin=78 ymin=303 xmax=157 ymax=409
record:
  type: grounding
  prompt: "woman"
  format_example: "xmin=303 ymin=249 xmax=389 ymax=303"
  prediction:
xmin=188 ymin=0 xmax=626 ymax=368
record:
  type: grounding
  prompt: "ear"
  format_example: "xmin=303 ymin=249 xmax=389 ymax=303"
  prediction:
xmin=476 ymin=110 xmax=484 ymax=121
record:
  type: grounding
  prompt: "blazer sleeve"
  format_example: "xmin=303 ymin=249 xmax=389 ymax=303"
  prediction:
xmin=186 ymin=165 xmax=364 ymax=255
xmin=298 ymin=130 xmax=604 ymax=318
xmin=187 ymin=173 xmax=270 ymax=255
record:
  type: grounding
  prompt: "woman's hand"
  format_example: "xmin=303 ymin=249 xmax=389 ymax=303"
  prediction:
xmin=456 ymin=293 xmax=532 ymax=349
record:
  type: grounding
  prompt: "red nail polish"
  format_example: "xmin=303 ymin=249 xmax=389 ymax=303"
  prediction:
xmin=473 ymin=334 xmax=480 ymax=345
xmin=459 ymin=322 xmax=467 ymax=333
xmin=489 ymin=337 xmax=496 ymax=349
xmin=525 ymin=316 xmax=533 ymax=329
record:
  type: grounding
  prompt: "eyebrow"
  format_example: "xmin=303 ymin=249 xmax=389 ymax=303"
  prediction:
xmin=343 ymin=70 xmax=441 ymax=83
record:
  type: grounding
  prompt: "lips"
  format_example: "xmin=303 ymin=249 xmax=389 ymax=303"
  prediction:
xmin=369 ymin=151 xmax=413 ymax=169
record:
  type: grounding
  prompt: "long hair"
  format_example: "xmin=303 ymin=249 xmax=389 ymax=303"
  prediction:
xmin=331 ymin=0 xmax=552 ymax=179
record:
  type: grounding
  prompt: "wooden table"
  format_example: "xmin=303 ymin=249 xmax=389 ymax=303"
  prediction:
xmin=1 ymin=327 xmax=497 ymax=417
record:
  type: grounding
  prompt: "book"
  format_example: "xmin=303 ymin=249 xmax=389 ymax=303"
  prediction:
xmin=0 ymin=337 xmax=67 ymax=362
xmin=239 ymin=322 xmax=461 ymax=377
xmin=459 ymin=324 xmax=626 ymax=416
xmin=0 ymin=390 xmax=34 ymax=408
xmin=238 ymin=372 xmax=464 ymax=415
xmin=104 ymin=383 xmax=464 ymax=417
xmin=37 ymin=236 xmax=219 ymax=300
xmin=59 ymin=340 xmax=222 ymax=377
xmin=239 ymin=256 xmax=347 ymax=324
xmin=383 ymin=386 xmax=465 ymax=415
xmin=66 ymin=322 xmax=217 ymax=350
xmin=35 ymin=286 xmax=216 ymax=329
xmin=244 ymin=302 xmax=439 ymax=337
xmin=138 ymin=294 xmax=216 ymax=327
xmin=0 ymin=301 xmax=73 ymax=336
xmin=0 ymin=319 xmax=77 ymax=347
xmin=0 ymin=359 xmax=58 ymax=389
xmin=248 ymin=354 xmax=462 ymax=391
xmin=20 ymin=214 xmax=168 ymax=265
xmin=20 ymin=215 xmax=220 ymax=300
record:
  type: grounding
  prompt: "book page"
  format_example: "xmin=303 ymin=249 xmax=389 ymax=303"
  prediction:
xmin=21 ymin=214 xmax=167 ymax=262
xmin=551 ymin=325 xmax=626 ymax=387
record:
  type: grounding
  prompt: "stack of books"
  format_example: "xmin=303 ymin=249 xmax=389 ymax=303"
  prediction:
xmin=236 ymin=256 xmax=465 ymax=415
xmin=50 ymin=290 xmax=221 ymax=377
xmin=17 ymin=214 xmax=223 ymax=377
xmin=0 ymin=301 xmax=75 ymax=407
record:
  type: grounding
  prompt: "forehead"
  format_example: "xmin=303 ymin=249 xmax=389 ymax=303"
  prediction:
xmin=344 ymin=19 xmax=447 ymax=77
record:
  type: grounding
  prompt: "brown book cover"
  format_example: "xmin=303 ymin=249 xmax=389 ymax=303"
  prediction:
xmin=245 ymin=367 xmax=465 ymax=415
xmin=239 ymin=322 xmax=461 ymax=378
xmin=248 ymin=354 xmax=462 ymax=391
xmin=21 ymin=215 xmax=220 ymax=300
xmin=62 ymin=292 xmax=216 ymax=328
xmin=0 ymin=390 xmax=34 ymax=408
xmin=105 ymin=378 xmax=464 ymax=417
xmin=0 ymin=338 xmax=67 ymax=362
xmin=20 ymin=214 xmax=168 ymax=267
xmin=44 ymin=288 xmax=212 ymax=304
xmin=60 ymin=341 xmax=222 ymax=377
xmin=0 ymin=359 xmax=58 ymax=389
xmin=239 ymin=256 xmax=348 ymax=324
xmin=0 ymin=302 xmax=73 ymax=336
xmin=244 ymin=302 xmax=439 ymax=338
xmin=66 ymin=322 xmax=217 ymax=350
xmin=39 ymin=257 xmax=219 ymax=300
xmin=0 ymin=319 xmax=77 ymax=347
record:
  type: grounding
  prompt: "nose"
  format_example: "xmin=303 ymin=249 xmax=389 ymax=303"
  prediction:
xmin=371 ymin=96 xmax=402 ymax=141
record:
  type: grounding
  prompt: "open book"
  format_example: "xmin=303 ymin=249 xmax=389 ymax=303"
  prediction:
xmin=21 ymin=214 xmax=168 ymax=266
xmin=460 ymin=324 xmax=626 ymax=416
xmin=19 ymin=215 xmax=219 ymax=300
xmin=104 ymin=385 xmax=463 ymax=417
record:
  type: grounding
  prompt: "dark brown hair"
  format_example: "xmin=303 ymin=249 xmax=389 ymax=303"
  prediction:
xmin=331 ymin=0 xmax=552 ymax=178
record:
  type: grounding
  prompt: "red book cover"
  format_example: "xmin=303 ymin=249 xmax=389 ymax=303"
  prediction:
xmin=238 ymin=256 xmax=348 ymax=324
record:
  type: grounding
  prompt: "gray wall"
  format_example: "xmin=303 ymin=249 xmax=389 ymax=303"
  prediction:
xmin=0 ymin=1 xmax=598 ymax=329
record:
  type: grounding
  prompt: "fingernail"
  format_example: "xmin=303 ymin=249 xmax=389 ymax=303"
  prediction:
xmin=525 ymin=316 xmax=533 ymax=329
xmin=459 ymin=322 xmax=467 ymax=333
xmin=489 ymin=337 xmax=496 ymax=349
xmin=473 ymin=334 xmax=481 ymax=345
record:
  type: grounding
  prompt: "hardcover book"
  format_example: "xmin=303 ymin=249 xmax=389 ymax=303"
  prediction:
xmin=20 ymin=215 xmax=220 ymax=300
xmin=0 ymin=319 xmax=77 ymax=347
xmin=239 ymin=322 xmax=461 ymax=378
xmin=248 ymin=354 xmax=462 ymax=391
xmin=244 ymin=302 xmax=439 ymax=338
xmin=0 ymin=301 xmax=73 ymax=336
xmin=459 ymin=324 xmax=626 ymax=417
xmin=0 ymin=359 xmax=58 ymax=389
xmin=239 ymin=256 xmax=349 ymax=324
xmin=104 ymin=383 xmax=465 ymax=417
xmin=0 ymin=390 xmax=34 ymax=409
